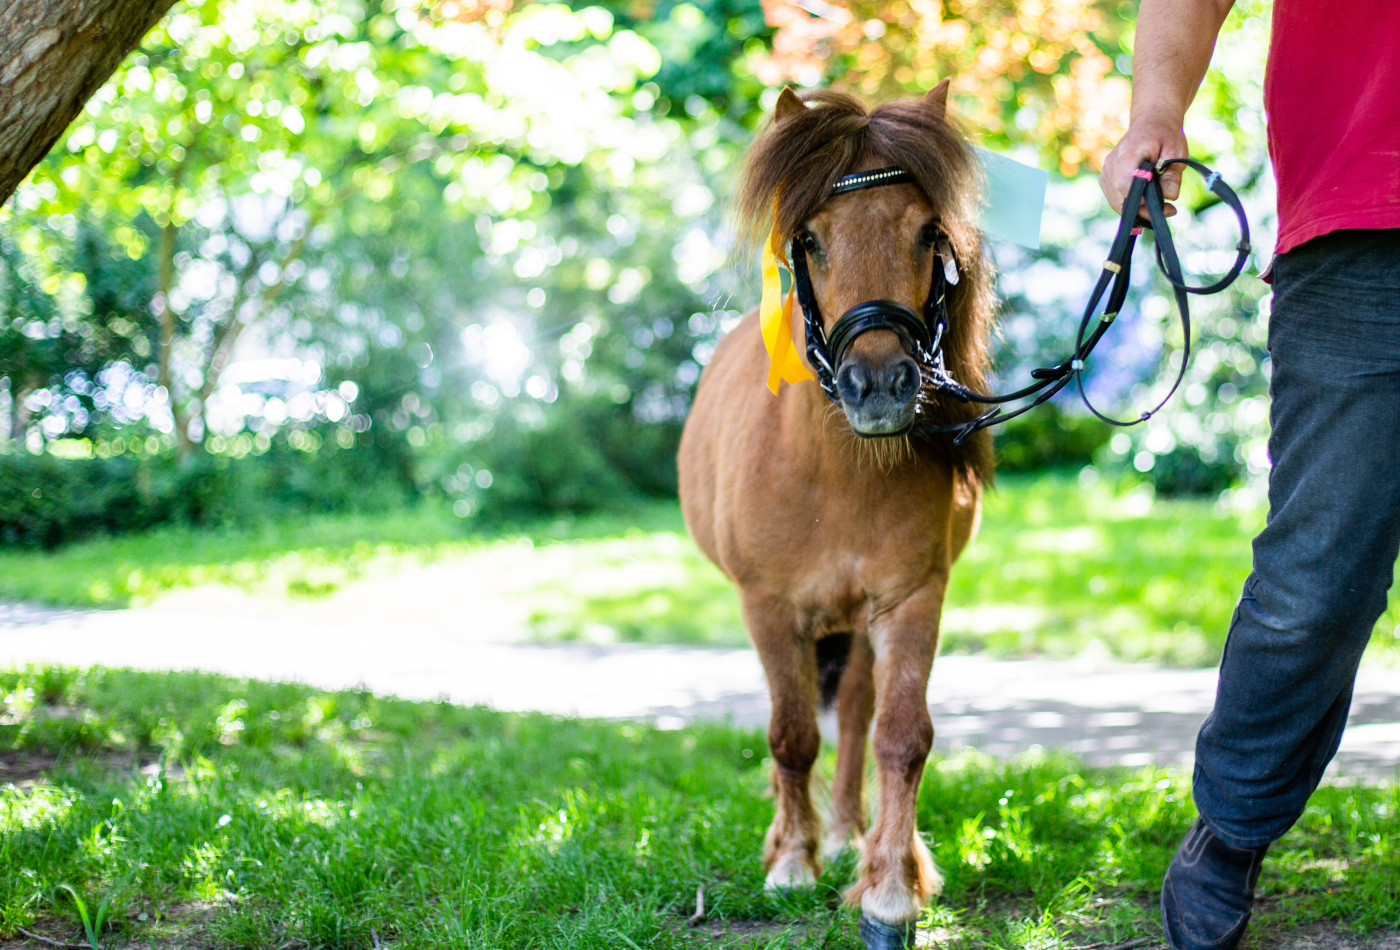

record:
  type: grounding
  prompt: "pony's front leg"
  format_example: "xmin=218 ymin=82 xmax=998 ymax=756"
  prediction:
xmin=826 ymin=632 xmax=875 ymax=859
xmin=848 ymin=587 xmax=944 ymax=944
xmin=744 ymin=591 xmax=823 ymax=890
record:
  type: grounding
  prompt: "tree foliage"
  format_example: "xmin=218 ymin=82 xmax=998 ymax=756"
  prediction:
xmin=755 ymin=0 xmax=1133 ymax=175
xmin=1 ymin=0 xmax=1279 ymax=536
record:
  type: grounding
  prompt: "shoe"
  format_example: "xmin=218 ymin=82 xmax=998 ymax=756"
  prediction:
xmin=857 ymin=913 xmax=915 ymax=949
xmin=1160 ymin=819 xmax=1269 ymax=950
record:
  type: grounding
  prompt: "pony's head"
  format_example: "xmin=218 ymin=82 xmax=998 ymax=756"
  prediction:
xmin=736 ymin=83 xmax=994 ymax=470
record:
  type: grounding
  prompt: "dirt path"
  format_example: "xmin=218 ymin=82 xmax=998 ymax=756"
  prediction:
xmin=5 ymin=600 xmax=1400 ymax=777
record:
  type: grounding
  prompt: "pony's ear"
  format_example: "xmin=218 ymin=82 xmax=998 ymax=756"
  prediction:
xmin=774 ymin=87 xmax=809 ymax=124
xmin=924 ymin=78 xmax=952 ymax=118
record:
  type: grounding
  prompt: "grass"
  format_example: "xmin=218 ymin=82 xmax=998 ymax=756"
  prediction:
xmin=0 ymin=502 xmax=687 ymax=611
xmin=2 ymin=665 xmax=1398 ymax=949
xmin=3 ymin=473 xmax=1399 ymax=667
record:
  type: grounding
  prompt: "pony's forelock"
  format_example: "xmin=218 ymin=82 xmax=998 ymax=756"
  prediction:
xmin=734 ymin=91 xmax=981 ymax=259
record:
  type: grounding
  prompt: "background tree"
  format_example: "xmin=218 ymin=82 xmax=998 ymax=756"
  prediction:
xmin=2 ymin=0 xmax=1280 ymax=545
xmin=0 ymin=0 xmax=179 ymax=204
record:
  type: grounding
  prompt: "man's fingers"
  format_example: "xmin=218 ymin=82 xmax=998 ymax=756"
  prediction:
xmin=1159 ymin=168 xmax=1183 ymax=201
xmin=1102 ymin=181 xmax=1125 ymax=214
xmin=1134 ymin=198 xmax=1178 ymax=221
xmin=1102 ymin=154 xmax=1150 ymax=214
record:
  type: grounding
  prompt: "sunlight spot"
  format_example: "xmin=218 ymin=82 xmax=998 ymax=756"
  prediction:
xmin=942 ymin=604 xmax=1049 ymax=636
xmin=0 ymin=786 xmax=76 ymax=832
xmin=462 ymin=322 xmax=531 ymax=386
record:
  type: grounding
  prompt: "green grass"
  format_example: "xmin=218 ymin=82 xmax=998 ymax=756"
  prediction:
xmin=4 ymin=474 xmax=1400 ymax=667
xmin=2 ymin=666 xmax=1397 ymax=949
xmin=0 ymin=502 xmax=683 ymax=609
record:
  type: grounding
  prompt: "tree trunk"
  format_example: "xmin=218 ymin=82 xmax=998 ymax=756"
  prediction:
xmin=0 ymin=0 xmax=178 ymax=205
xmin=8 ymin=383 xmax=34 ymax=442
xmin=153 ymin=216 xmax=193 ymax=455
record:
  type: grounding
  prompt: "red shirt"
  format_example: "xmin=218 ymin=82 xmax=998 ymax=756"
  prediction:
xmin=1264 ymin=1 xmax=1400 ymax=254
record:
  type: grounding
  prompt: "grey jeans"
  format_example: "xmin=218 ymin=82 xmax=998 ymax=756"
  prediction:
xmin=1191 ymin=228 xmax=1400 ymax=849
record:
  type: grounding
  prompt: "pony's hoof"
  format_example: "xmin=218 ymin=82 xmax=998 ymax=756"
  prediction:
xmin=764 ymin=854 xmax=817 ymax=892
xmin=858 ymin=913 xmax=916 ymax=950
xmin=821 ymin=826 xmax=863 ymax=862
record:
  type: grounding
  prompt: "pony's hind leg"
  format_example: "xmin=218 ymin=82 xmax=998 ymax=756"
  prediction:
xmin=744 ymin=592 xmax=823 ymax=890
xmin=847 ymin=587 xmax=944 ymax=927
xmin=825 ymin=633 xmax=874 ymax=859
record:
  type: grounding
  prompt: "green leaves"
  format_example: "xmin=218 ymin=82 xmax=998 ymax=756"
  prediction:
xmin=55 ymin=872 xmax=134 ymax=950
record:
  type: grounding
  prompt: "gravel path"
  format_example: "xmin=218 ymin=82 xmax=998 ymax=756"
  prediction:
xmin=4 ymin=600 xmax=1400 ymax=777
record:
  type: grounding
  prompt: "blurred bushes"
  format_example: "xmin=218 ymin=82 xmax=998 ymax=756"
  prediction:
xmin=6 ymin=397 xmax=1243 ymax=550
xmin=419 ymin=399 xmax=682 ymax=523
xmin=1133 ymin=447 xmax=1239 ymax=498
xmin=2 ymin=403 xmax=686 ymax=546
xmin=991 ymin=404 xmax=1112 ymax=475
xmin=0 ymin=435 xmax=412 ymax=547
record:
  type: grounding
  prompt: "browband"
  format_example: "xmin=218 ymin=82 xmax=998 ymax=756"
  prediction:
xmin=829 ymin=166 xmax=915 ymax=196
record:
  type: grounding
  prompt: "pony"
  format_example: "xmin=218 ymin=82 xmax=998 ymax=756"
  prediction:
xmin=677 ymin=80 xmax=994 ymax=947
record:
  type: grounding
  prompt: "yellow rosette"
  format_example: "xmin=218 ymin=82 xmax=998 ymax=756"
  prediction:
xmin=758 ymin=230 xmax=815 ymax=395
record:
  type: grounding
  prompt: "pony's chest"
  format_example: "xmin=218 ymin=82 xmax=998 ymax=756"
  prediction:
xmin=786 ymin=553 xmax=926 ymax=635
xmin=722 ymin=494 xmax=950 ymax=626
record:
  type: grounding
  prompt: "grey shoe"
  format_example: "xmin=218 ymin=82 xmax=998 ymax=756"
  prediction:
xmin=857 ymin=913 xmax=915 ymax=950
xmin=1161 ymin=819 xmax=1269 ymax=950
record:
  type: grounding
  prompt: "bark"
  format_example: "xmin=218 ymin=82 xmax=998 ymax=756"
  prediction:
xmin=0 ymin=0 xmax=178 ymax=205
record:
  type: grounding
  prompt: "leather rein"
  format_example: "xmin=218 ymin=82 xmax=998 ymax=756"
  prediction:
xmin=790 ymin=158 xmax=1251 ymax=444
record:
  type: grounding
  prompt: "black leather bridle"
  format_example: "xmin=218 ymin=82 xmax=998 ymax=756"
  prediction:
xmin=791 ymin=166 xmax=955 ymax=404
xmin=789 ymin=158 xmax=1251 ymax=444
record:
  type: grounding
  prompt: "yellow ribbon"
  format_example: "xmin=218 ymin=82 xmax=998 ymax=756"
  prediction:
xmin=758 ymin=229 xmax=815 ymax=395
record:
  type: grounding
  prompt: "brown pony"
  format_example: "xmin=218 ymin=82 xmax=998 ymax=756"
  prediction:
xmin=678 ymin=82 xmax=994 ymax=943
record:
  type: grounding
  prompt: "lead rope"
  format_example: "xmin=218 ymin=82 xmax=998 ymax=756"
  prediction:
xmin=913 ymin=158 xmax=1251 ymax=444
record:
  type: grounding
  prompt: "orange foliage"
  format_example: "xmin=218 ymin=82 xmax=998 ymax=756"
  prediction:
xmin=440 ymin=0 xmax=515 ymax=25
xmin=753 ymin=0 xmax=1131 ymax=175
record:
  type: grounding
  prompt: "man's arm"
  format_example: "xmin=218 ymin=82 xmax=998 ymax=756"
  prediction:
xmin=1101 ymin=0 xmax=1236 ymax=215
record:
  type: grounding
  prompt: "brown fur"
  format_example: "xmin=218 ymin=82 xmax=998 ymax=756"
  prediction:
xmin=678 ymin=85 xmax=993 ymax=923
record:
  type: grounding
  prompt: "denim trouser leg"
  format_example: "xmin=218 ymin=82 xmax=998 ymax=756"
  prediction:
xmin=1192 ymin=229 xmax=1400 ymax=850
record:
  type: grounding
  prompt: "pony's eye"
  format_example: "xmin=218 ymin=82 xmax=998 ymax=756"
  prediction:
xmin=920 ymin=222 xmax=942 ymax=247
xmin=796 ymin=229 xmax=820 ymax=254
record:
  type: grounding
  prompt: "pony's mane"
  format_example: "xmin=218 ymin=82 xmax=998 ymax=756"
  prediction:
xmin=733 ymin=89 xmax=996 ymax=484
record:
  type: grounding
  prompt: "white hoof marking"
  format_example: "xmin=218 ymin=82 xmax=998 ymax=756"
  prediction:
xmin=764 ymin=852 xmax=817 ymax=892
xmin=860 ymin=834 xmax=943 ymax=923
xmin=821 ymin=826 xmax=863 ymax=862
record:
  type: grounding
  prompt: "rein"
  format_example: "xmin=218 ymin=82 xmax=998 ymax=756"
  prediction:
xmin=791 ymin=158 xmax=1251 ymax=444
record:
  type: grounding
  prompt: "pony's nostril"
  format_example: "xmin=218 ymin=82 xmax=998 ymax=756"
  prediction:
xmin=887 ymin=358 xmax=920 ymax=402
xmin=836 ymin=363 xmax=872 ymax=403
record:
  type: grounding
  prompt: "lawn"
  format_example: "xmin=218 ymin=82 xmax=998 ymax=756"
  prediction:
xmin=4 ymin=474 xmax=1400 ymax=667
xmin=2 ymin=666 xmax=1398 ymax=950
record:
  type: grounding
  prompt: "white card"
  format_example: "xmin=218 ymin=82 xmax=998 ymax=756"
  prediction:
xmin=974 ymin=146 xmax=1048 ymax=250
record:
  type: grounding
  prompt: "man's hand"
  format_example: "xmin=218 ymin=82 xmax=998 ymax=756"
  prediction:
xmin=1101 ymin=110 xmax=1188 ymax=218
xmin=1100 ymin=0 xmax=1234 ymax=219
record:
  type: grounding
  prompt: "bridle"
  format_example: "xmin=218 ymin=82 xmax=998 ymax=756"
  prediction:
xmin=788 ymin=158 xmax=1251 ymax=444
xmin=790 ymin=166 xmax=955 ymax=404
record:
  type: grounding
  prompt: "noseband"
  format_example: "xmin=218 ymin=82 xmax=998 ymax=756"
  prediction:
xmin=789 ymin=166 xmax=953 ymax=403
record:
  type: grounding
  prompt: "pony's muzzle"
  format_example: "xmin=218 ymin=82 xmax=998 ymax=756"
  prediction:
xmin=836 ymin=354 xmax=920 ymax=436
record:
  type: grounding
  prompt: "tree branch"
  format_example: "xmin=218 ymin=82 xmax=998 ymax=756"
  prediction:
xmin=0 ymin=0 xmax=181 ymax=204
xmin=196 ymin=207 xmax=317 ymax=415
xmin=16 ymin=926 xmax=90 ymax=950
